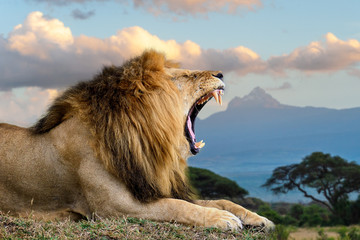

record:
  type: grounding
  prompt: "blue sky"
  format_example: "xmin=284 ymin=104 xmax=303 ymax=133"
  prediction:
xmin=1 ymin=0 xmax=360 ymax=125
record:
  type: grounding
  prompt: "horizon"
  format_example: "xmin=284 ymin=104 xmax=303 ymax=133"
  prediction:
xmin=1 ymin=85 xmax=360 ymax=125
xmin=200 ymin=86 xmax=360 ymax=119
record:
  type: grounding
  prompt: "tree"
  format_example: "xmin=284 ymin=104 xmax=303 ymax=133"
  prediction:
xmin=262 ymin=152 xmax=360 ymax=223
xmin=188 ymin=167 xmax=248 ymax=199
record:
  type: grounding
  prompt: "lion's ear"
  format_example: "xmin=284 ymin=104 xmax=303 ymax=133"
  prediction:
xmin=141 ymin=50 xmax=166 ymax=72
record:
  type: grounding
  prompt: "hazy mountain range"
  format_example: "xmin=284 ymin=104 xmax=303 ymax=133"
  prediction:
xmin=188 ymin=87 xmax=360 ymax=202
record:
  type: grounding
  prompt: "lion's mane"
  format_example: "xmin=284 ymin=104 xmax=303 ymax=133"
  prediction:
xmin=31 ymin=50 xmax=192 ymax=202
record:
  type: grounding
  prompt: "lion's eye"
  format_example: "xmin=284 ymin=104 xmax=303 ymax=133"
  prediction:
xmin=193 ymin=74 xmax=198 ymax=79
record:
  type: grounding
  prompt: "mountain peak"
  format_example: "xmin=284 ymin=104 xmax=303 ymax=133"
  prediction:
xmin=228 ymin=87 xmax=282 ymax=109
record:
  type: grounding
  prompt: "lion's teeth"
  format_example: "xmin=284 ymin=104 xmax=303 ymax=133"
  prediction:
xmin=212 ymin=91 xmax=219 ymax=104
xmin=195 ymin=140 xmax=202 ymax=147
xmin=195 ymin=140 xmax=205 ymax=149
xmin=197 ymin=90 xmax=223 ymax=106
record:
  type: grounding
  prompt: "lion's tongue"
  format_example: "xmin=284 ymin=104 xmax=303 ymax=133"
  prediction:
xmin=187 ymin=115 xmax=195 ymax=140
xmin=186 ymin=116 xmax=205 ymax=149
xmin=187 ymin=89 xmax=224 ymax=151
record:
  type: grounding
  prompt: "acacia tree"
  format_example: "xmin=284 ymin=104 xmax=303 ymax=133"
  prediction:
xmin=262 ymin=152 xmax=360 ymax=222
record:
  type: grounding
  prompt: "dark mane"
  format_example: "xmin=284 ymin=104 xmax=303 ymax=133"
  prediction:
xmin=31 ymin=50 xmax=193 ymax=203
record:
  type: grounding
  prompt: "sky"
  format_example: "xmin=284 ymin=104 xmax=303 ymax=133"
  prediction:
xmin=1 ymin=0 xmax=360 ymax=126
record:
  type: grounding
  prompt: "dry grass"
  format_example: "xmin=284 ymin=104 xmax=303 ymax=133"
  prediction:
xmin=289 ymin=226 xmax=360 ymax=240
xmin=289 ymin=228 xmax=339 ymax=240
xmin=0 ymin=212 xmax=271 ymax=240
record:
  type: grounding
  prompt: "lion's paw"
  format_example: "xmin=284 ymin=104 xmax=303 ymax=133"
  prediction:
xmin=204 ymin=208 xmax=243 ymax=231
xmin=243 ymin=213 xmax=275 ymax=232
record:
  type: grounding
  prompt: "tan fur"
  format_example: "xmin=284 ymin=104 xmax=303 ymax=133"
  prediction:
xmin=0 ymin=50 xmax=274 ymax=231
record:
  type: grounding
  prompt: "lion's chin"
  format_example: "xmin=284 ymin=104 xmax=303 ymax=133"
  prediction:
xmin=185 ymin=89 xmax=224 ymax=155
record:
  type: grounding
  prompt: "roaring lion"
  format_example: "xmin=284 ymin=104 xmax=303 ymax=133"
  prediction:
xmin=0 ymin=50 xmax=274 ymax=231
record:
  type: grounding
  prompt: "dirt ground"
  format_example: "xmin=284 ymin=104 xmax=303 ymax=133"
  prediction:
xmin=289 ymin=228 xmax=339 ymax=240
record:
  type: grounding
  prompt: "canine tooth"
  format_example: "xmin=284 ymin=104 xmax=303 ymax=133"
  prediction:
xmin=212 ymin=91 xmax=219 ymax=104
xmin=195 ymin=140 xmax=205 ymax=149
xmin=219 ymin=93 xmax=223 ymax=106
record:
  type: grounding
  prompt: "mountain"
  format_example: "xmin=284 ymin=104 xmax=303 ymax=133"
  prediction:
xmin=188 ymin=87 xmax=360 ymax=202
xmin=227 ymin=87 xmax=283 ymax=109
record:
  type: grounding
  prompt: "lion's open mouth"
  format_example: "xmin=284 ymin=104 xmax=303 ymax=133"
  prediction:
xmin=185 ymin=88 xmax=224 ymax=155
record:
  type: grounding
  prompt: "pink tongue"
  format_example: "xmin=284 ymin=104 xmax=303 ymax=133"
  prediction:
xmin=187 ymin=115 xmax=195 ymax=140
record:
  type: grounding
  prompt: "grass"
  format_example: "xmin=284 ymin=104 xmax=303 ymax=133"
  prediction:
xmin=0 ymin=212 xmax=271 ymax=240
xmin=280 ymin=225 xmax=360 ymax=240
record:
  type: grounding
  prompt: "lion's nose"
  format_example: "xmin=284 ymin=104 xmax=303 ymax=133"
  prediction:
xmin=212 ymin=72 xmax=223 ymax=80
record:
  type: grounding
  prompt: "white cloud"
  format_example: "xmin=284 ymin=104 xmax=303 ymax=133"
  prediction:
xmin=2 ymin=12 xmax=360 ymax=125
xmin=1 ymin=12 xmax=360 ymax=94
xmin=8 ymin=12 xmax=74 ymax=59
xmin=0 ymin=87 xmax=59 ymax=126
xmin=0 ymin=12 xmax=267 ymax=90
xmin=268 ymin=33 xmax=360 ymax=74
xmin=193 ymin=47 xmax=266 ymax=76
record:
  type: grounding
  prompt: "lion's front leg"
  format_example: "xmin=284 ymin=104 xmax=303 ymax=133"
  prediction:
xmin=195 ymin=199 xmax=274 ymax=231
xmin=78 ymin=159 xmax=242 ymax=231
xmin=139 ymin=199 xmax=243 ymax=231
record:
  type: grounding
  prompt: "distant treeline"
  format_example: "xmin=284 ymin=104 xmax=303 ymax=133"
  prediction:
xmin=259 ymin=199 xmax=360 ymax=227
xmin=187 ymin=166 xmax=248 ymax=199
xmin=188 ymin=154 xmax=360 ymax=227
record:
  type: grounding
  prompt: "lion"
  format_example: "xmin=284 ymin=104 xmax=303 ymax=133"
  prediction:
xmin=0 ymin=50 xmax=274 ymax=231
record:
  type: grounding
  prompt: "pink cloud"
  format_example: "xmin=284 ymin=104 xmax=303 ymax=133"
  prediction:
xmin=133 ymin=0 xmax=262 ymax=16
xmin=31 ymin=0 xmax=263 ymax=17
xmin=1 ymin=12 xmax=360 ymax=92
xmin=0 ymin=12 xmax=267 ymax=89
xmin=268 ymin=33 xmax=360 ymax=74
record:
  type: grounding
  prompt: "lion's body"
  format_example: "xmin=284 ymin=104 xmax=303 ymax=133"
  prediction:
xmin=0 ymin=119 xmax=90 ymax=219
xmin=0 ymin=51 xmax=274 ymax=231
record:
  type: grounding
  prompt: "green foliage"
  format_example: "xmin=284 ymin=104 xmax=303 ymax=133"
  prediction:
xmin=317 ymin=228 xmax=334 ymax=240
xmin=269 ymin=225 xmax=291 ymax=240
xmin=289 ymin=204 xmax=304 ymax=220
xmin=258 ymin=203 xmax=332 ymax=227
xmin=299 ymin=205 xmax=330 ymax=227
xmin=350 ymin=195 xmax=360 ymax=224
xmin=263 ymin=152 xmax=360 ymax=225
xmin=257 ymin=204 xmax=284 ymax=224
xmin=333 ymin=227 xmax=360 ymax=240
xmin=281 ymin=215 xmax=298 ymax=226
xmin=326 ymin=195 xmax=360 ymax=225
xmin=347 ymin=228 xmax=360 ymax=240
xmin=188 ymin=167 xmax=248 ymax=199
xmin=337 ymin=227 xmax=349 ymax=239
